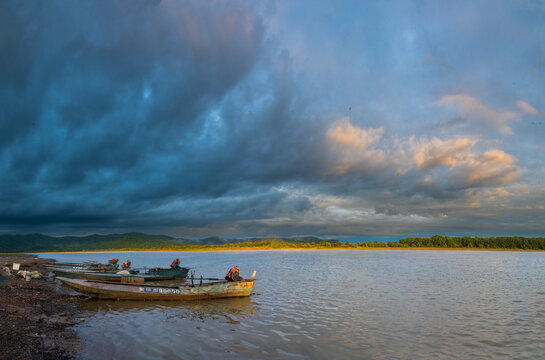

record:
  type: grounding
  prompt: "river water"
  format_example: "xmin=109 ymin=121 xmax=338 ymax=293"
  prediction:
xmin=40 ymin=250 xmax=545 ymax=359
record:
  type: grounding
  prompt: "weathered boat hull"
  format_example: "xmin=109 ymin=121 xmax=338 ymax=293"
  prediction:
xmin=46 ymin=266 xmax=139 ymax=274
xmin=51 ymin=267 xmax=189 ymax=282
xmin=45 ymin=262 xmax=101 ymax=267
xmin=44 ymin=263 xmax=118 ymax=272
xmin=57 ymin=277 xmax=255 ymax=300
xmin=45 ymin=265 xmax=120 ymax=273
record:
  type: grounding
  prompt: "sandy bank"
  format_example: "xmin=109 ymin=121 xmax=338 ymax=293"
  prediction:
xmin=35 ymin=246 xmax=545 ymax=254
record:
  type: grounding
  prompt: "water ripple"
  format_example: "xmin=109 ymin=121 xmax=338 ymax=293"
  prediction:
xmin=41 ymin=250 xmax=545 ymax=359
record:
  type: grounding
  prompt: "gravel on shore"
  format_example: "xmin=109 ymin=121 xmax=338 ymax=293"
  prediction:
xmin=0 ymin=254 xmax=86 ymax=360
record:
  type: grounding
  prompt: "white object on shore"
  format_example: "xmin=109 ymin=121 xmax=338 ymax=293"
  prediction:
xmin=12 ymin=263 xmax=20 ymax=271
xmin=17 ymin=270 xmax=42 ymax=279
xmin=116 ymin=270 xmax=130 ymax=274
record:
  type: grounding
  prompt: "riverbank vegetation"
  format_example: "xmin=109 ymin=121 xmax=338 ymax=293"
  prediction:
xmin=394 ymin=235 xmax=545 ymax=250
xmin=1 ymin=233 xmax=544 ymax=252
xmin=179 ymin=236 xmax=545 ymax=251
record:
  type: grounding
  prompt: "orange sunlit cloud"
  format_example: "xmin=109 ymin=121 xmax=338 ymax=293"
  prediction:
xmin=327 ymin=118 xmax=520 ymax=189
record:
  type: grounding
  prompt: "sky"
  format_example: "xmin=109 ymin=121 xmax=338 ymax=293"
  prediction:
xmin=1 ymin=0 xmax=544 ymax=238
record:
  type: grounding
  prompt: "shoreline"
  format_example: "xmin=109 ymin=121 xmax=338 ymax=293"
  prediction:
xmin=0 ymin=254 xmax=86 ymax=359
xmin=27 ymin=246 xmax=545 ymax=254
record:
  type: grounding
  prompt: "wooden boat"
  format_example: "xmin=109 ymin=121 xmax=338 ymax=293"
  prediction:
xmin=57 ymin=273 xmax=257 ymax=300
xmin=45 ymin=261 xmax=101 ymax=267
xmin=45 ymin=265 xmax=139 ymax=274
xmin=44 ymin=265 xmax=124 ymax=273
xmin=44 ymin=262 xmax=118 ymax=272
xmin=50 ymin=267 xmax=190 ymax=282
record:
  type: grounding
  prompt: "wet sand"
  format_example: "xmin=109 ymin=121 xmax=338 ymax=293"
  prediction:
xmin=0 ymin=254 xmax=85 ymax=360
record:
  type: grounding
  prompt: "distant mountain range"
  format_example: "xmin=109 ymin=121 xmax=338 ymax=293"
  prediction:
xmin=187 ymin=235 xmax=330 ymax=245
xmin=0 ymin=232 xmax=334 ymax=253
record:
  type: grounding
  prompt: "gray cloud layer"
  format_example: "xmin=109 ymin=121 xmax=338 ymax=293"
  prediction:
xmin=1 ymin=0 xmax=543 ymax=237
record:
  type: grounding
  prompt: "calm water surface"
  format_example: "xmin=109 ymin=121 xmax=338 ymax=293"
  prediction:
xmin=40 ymin=250 xmax=545 ymax=359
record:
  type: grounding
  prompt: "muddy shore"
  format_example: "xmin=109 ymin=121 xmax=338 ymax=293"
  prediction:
xmin=0 ymin=254 xmax=85 ymax=360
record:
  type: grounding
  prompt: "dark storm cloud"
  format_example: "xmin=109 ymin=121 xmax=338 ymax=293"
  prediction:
xmin=141 ymin=184 xmax=314 ymax=227
xmin=1 ymin=2 xmax=252 ymax=222
xmin=0 ymin=0 xmax=328 ymax=233
xmin=1 ymin=0 xmax=543 ymax=237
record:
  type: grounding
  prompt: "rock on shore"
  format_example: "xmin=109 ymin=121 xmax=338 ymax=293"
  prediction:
xmin=0 ymin=254 xmax=85 ymax=360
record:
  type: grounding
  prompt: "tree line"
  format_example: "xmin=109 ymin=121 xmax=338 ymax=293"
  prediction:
xmin=170 ymin=236 xmax=545 ymax=250
xmin=392 ymin=235 xmax=545 ymax=250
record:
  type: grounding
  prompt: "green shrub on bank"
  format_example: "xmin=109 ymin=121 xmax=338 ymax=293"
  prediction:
xmin=398 ymin=235 xmax=545 ymax=249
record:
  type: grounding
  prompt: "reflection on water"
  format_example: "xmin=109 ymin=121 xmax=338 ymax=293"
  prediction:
xmin=41 ymin=250 xmax=545 ymax=359
xmin=80 ymin=297 xmax=258 ymax=324
xmin=76 ymin=297 xmax=261 ymax=359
